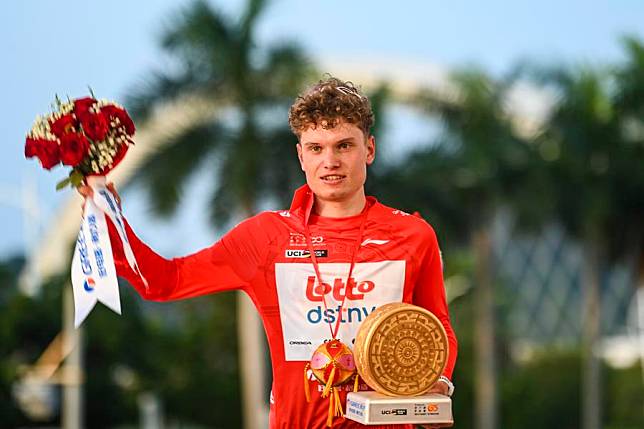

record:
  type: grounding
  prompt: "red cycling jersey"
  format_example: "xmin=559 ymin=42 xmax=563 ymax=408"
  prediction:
xmin=109 ymin=184 xmax=457 ymax=428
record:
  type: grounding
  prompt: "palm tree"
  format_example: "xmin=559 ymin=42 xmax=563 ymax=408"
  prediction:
xmin=124 ymin=1 xmax=315 ymax=427
xmin=611 ymin=35 xmax=644 ymax=415
xmin=613 ymin=36 xmax=644 ymax=288
xmin=376 ymin=69 xmax=545 ymax=429
xmin=128 ymin=0 xmax=314 ymax=223
xmin=532 ymin=55 xmax=644 ymax=428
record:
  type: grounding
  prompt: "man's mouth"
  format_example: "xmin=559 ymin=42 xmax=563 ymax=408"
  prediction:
xmin=320 ymin=174 xmax=346 ymax=183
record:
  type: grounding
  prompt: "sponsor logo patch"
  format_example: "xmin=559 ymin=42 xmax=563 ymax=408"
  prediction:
xmin=361 ymin=238 xmax=390 ymax=246
xmin=289 ymin=232 xmax=324 ymax=246
xmin=285 ymin=249 xmax=328 ymax=258
xmin=83 ymin=277 xmax=95 ymax=292
xmin=289 ymin=340 xmax=313 ymax=345
xmin=275 ymin=261 xmax=405 ymax=360
xmin=381 ymin=409 xmax=407 ymax=416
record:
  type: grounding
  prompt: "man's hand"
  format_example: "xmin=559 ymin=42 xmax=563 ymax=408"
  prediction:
xmin=419 ymin=379 xmax=453 ymax=428
xmin=426 ymin=378 xmax=450 ymax=396
xmin=77 ymin=182 xmax=121 ymax=210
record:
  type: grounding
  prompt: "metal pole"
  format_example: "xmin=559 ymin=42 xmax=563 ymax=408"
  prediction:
xmin=237 ymin=292 xmax=269 ymax=429
xmin=635 ymin=288 xmax=644 ymax=416
xmin=139 ymin=391 xmax=163 ymax=429
xmin=62 ymin=286 xmax=83 ymax=429
xmin=581 ymin=244 xmax=601 ymax=429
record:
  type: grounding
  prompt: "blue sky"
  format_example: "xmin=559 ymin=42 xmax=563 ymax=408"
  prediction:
xmin=2 ymin=0 xmax=643 ymax=259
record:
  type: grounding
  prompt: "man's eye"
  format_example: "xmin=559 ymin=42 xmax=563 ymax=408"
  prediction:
xmin=339 ymin=143 xmax=350 ymax=150
xmin=310 ymin=146 xmax=322 ymax=152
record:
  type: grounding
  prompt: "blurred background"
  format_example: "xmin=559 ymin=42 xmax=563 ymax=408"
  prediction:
xmin=2 ymin=0 xmax=643 ymax=428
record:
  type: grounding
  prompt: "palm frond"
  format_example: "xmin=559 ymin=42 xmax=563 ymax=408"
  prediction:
xmin=257 ymin=43 xmax=316 ymax=101
xmin=239 ymin=0 xmax=267 ymax=51
xmin=125 ymin=69 xmax=213 ymax=121
xmin=130 ymin=122 xmax=226 ymax=218
xmin=209 ymin=121 xmax=263 ymax=225
xmin=614 ymin=36 xmax=644 ymax=116
xmin=209 ymin=170 xmax=237 ymax=229
xmin=257 ymin=126 xmax=302 ymax=207
xmin=373 ymin=145 xmax=470 ymax=246
xmin=161 ymin=0 xmax=234 ymax=75
xmin=367 ymin=82 xmax=391 ymax=142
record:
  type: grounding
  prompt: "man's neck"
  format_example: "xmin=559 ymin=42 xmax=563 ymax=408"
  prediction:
xmin=313 ymin=190 xmax=367 ymax=218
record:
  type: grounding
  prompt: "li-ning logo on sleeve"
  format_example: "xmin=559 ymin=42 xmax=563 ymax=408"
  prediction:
xmin=392 ymin=209 xmax=410 ymax=216
xmin=361 ymin=238 xmax=390 ymax=246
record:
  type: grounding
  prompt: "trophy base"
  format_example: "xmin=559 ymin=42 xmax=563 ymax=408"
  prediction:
xmin=345 ymin=391 xmax=453 ymax=426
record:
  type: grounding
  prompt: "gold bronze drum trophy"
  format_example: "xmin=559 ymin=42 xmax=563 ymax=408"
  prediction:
xmin=345 ymin=303 xmax=453 ymax=426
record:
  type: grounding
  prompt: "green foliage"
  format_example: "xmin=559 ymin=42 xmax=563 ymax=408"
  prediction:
xmin=374 ymin=68 xmax=546 ymax=250
xmin=501 ymin=349 xmax=581 ymax=429
xmin=445 ymin=274 xmax=644 ymax=429
xmin=605 ymin=363 xmax=644 ymax=429
xmin=126 ymin=0 xmax=317 ymax=226
xmin=527 ymin=41 xmax=644 ymax=261
xmin=55 ymin=169 xmax=84 ymax=191
xmin=376 ymin=37 xmax=644 ymax=429
xmin=0 ymin=257 xmax=241 ymax=427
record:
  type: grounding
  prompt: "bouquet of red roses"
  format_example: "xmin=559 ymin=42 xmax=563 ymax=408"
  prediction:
xmin=24 ymin=94 xmax=143 ymax=327
xmin=25 ymin=95 xmax=135 ymax=189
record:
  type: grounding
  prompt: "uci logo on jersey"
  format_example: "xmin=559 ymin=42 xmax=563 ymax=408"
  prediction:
xmin=285 ymin=249 xmax=328 ymax=258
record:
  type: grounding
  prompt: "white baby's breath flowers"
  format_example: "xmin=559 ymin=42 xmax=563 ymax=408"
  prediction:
xmin=28 ymin=114 xmax=54 ymax=140
xmin=85 ymin=136 xmax=120 ymax=173
xmin=59 ymin=101 xmax=74 ymax=115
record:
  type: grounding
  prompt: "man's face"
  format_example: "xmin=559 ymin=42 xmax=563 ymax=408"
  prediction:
xmin=296 ymin=121 xmax=375 ymax=206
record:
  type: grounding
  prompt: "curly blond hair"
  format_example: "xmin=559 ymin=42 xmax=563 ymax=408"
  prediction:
xmin=288 ymin=76 xmax=374 ymax=138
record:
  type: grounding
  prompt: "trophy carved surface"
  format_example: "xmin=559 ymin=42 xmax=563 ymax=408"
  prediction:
xmin=354 ymin=303 xmax=448 ymax=396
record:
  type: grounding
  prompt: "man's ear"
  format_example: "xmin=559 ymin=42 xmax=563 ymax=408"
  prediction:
xmin=366 ymin=135 xmax=376 ymax=165
xmin=296 ymin=143 xmax=305 ymax=171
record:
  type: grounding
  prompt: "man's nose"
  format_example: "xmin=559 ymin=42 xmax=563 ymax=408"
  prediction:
xmin=322 ymin=148 xmax=340 ymax=168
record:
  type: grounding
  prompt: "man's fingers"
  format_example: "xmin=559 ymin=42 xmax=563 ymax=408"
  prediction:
xmin=77 ymin=185 xmax=91 ymax=215
xmin=77 ymin=185 xmax=93 ymax=198
xmin=78 ymin=182 xmax=122 ymax=207
xmin=106 ymin=182 xmax=122 ymax=208
xmin=426 ymin=380 xmax=449 ymax=396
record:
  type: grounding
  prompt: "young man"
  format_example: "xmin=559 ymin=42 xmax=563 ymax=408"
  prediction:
xmin=96 ymin=77 xmax=457 ymax=428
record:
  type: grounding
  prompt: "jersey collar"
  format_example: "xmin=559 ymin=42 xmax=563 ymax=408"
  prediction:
xmin=288 ymin=184 xmax=378 ymax=225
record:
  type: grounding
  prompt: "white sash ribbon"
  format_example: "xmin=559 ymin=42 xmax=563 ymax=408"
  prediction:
xmin=70 ymin=176 xmax=147 ymax=327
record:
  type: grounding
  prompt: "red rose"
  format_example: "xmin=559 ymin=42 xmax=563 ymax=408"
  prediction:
xmin=25 ymin=137 xmax=60 ymax=170
xmin=59 ymin=132 xmax=90 ymax=166
xmin=102 ymin=105 xmax=135 ymax=135
xmin=25 ymin=137 xmax=40 ymax=158
xmin=80 ymin=112 xmax=109 ymax=141
xmin=49 ymin=113 xmax=77 ymax=138
xmin=74 ymin=97 xmax=97 ymax=119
